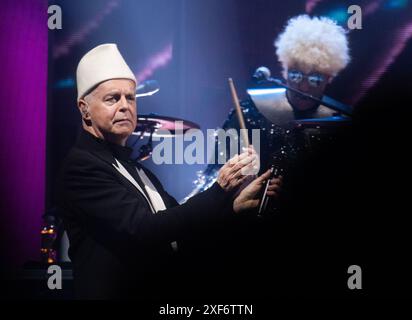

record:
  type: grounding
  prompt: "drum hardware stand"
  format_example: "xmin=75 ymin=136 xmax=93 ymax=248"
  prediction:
xmin=137 ymin=125 xmax=155 ymax=161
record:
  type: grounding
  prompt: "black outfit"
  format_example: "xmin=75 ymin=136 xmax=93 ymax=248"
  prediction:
xmin=192 ymin=98 xmax=357 ymax=298
xmin=58 ymin=129 xmax=233 ymax=299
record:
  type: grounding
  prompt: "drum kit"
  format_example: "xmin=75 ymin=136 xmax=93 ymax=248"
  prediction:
xmin=131 ymin=113 xmax=200 ymax=160
xmin=135 ymin=78 xmax=352 ymax=212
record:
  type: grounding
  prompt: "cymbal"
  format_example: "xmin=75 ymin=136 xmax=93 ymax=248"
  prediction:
xmin=132 ymin=113 xmax=200 ymax=138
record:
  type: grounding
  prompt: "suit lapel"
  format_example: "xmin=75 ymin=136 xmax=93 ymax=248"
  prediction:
xmin=75 ymin=129 xmax=178 ymax=250
xmin=112 ymin=159 xmax=156 ymax=213
xmin=75 ymin=130 xmax=161 ymax=214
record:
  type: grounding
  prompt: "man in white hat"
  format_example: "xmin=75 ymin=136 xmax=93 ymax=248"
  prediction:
xmin=58 ymin=43 xmax=281 ymax=299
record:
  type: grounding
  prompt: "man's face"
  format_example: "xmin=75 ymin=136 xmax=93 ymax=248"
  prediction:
xmin=79 ymin=79 xmax=137 ymax=145
xmin=285 ymin=64 xmax=331 ymax=112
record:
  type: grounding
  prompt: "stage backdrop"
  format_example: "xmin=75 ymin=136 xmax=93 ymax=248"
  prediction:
xmin=1 ymin=0 xmax=411 ymax=272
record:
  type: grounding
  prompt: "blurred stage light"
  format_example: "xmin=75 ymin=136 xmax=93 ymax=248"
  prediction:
xmin=53 ymin=78 xmax=75 ymax=89
xmin=325 ymin=7 xmax=349 ymax=24
xmin=247 ymin=88 xmax=286 ymax=96
xmin=384 ymin=0 xmax=409 ymax=9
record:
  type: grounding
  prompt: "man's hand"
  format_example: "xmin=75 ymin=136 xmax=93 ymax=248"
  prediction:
xmin=233 ymin=169 xmax=283 ymax=213
xmin=216 ymin=146 xmax=259 ymax=192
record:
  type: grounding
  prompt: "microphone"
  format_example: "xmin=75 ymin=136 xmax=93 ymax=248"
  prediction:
xmin=268 ymin=78 xmax=353 ymax=116
xmin=136 ymin=80 xmax=160 ymax=97
xmin=251 ymin=66 xmax=353 ymax=116
xmin=252 ymin=66 xmax=271 ymax=82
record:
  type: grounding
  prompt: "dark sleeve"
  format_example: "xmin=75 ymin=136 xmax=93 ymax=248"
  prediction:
xmin=59 ymin=149 xmax=233 ymax=248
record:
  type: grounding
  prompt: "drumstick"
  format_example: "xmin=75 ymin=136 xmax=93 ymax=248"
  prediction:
xmin=228 ymin=78 xmax=249 ymax=147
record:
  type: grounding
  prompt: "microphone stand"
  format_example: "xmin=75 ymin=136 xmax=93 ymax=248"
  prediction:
xmin=260 ymin=78 xmax=353 ymax=117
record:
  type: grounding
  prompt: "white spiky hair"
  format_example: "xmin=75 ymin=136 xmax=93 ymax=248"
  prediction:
xmin=274 ymin=15 xmax=350 ymax=77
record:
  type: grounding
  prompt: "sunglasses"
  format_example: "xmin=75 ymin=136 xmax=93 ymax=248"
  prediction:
xmin=287 ymin=70 xmax=326 ymax=88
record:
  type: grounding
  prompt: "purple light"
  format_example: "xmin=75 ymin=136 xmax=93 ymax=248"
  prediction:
xmin=53 ymin=0 xmax=121 ymax=59
xmin=135 ymin=43 xmax=173 ymax=82
xmin=364 ymin=0 xmax=383 ymax=15
xmin=306 ymin=0 xmax=324 ymax=13
xmin=353 ymin=20 xmax=412 ymax=104
xmin=0 ymin=0 xmax=48 ymax=267
xmin=306 ymin=0 xmax=383 ymax=17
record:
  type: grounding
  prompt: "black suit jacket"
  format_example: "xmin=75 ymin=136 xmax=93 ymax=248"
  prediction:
xmin=58 ymin=130 xmax=233 ymax=299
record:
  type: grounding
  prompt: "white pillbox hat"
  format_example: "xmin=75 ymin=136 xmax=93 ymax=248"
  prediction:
xmin=76 ymin=43 xmax=137 ymax=101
